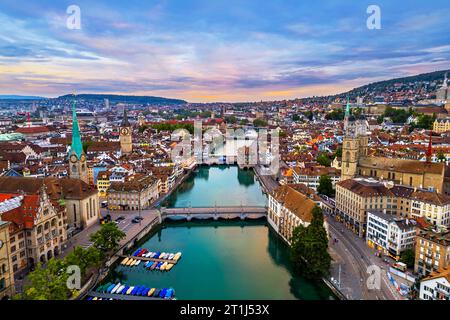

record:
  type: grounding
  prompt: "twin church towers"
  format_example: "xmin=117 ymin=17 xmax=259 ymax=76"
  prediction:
xmin=68 ymin=97 xmax=133 ymax=183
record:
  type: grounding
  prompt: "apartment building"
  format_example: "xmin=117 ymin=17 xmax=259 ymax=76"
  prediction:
xmin=336 ymin=178 xmax=450 ymax=237
xmin=292 ymin=166 xmax=340 ymax=191
xmin=433 ymin=118 xmax=450 ymax=133
xmin=415 ymin=228 xmax=450 ymax=277
xmin=409 ymin=191 xmax=450 ymax=228
xmin=268 ymin=184 xmax=319 ymax=243
xmin=107 ymin=174 xmax=160 ymax=211
xmin=419 ymin=267 xmax=450 ymax=300
xmin=335 ymin=178 xmax=399 ymax=237
xmin=366 ymin=211 xmax=416 ymax=260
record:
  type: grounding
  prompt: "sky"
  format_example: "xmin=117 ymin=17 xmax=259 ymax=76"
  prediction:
xmin=0 ymin=0 xmax=449 ymax=102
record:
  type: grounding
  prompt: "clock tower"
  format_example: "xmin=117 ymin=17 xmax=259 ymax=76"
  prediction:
xmin=68 ymin=97 xmax=88 ymax=183
xmin=120 ymin=108 xmax=133 ymax=155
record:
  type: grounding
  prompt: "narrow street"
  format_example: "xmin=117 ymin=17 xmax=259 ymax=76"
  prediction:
xmin=326 ymin=215 xmax=402 ymax=300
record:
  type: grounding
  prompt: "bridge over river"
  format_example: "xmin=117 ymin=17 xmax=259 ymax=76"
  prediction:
xmin=159 ymin=206 xmax=267 ymax=221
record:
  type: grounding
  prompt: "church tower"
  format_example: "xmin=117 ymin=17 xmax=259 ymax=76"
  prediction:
xmin=120 ymin=108 xmax=132 ymax=155
xmin=68 ymin=98 xmax=88 ymax=184
xmin=341 ymin=97 xmax=369 ymax=181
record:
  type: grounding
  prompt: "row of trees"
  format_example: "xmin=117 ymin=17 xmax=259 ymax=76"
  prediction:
xmin=16 ymin=222 xmax=125 ymax=300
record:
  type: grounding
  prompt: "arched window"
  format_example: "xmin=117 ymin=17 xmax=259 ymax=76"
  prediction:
xmin=44 ymin=221 xmax=49 ymax=230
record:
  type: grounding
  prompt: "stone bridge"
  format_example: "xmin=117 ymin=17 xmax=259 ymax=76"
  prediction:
xmin=159 ymin=206 xmax=267 ymax=221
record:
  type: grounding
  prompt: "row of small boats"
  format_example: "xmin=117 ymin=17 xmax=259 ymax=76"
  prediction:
xmin=93 ymin=282 xmax=175 ymax=299
xmin=120 ymin=257 xmax=175 ymax=271
xmin=131 ymin=248 xmax=182 ymax=261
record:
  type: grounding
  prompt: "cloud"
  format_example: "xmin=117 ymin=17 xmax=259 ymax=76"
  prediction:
xmin=0 ymin=0 xmax=449 ymax=102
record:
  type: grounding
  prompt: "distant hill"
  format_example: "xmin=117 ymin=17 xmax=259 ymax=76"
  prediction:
xmin=57 ymin=94 xmax=187 ymax=105
xmin=340 ymin=69 xmax=450 ymax=100
xmin=0 ymin=95 xmax=47 ymax=100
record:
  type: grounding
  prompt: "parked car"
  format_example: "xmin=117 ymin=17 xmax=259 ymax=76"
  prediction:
xmin=131 ymin=217 xmax=141 ymax=223
xmin=115 ymin=216 xmax=125 ymax=222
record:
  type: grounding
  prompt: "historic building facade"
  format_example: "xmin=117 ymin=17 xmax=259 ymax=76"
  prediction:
xmin=0 ymin=221 xmax=15 ymax=299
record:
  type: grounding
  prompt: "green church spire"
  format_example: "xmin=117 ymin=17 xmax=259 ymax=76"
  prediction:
xmin=70 ymin=97 xmax=83 ymax=158
xmin=345 ymin=96 xmax=350 ymax=118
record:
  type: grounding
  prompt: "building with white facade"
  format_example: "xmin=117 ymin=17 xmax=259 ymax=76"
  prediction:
xmin=366 ymin=210 xmax=416 ymax=260
xmin=419 ymin=267 xmax=450 ymax=300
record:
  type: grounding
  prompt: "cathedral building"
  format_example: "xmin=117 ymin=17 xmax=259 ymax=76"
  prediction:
xmin=341 ymin=99 xmax=446 ymax=193
xmin=68 ymin=98 xmax=88 ymax=184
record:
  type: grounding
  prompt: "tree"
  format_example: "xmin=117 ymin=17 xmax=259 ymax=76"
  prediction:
xmin=325 ymin=109 xmax=344 ymax=121
xmin=90 ymin=222 xmax=126 ymax=255
xmin=316 ymin=153 xmax=331 ymax=167
xmin=20 ymin=259 xmax=70 ymax=300
xmin=290 ymin=206 xmax=331 ymax=279
xmin=413 ymin=113 xmax=436 ymax=130
xmin=437 ymin=151 xmax=446 ymax=162
xmin=253 ymin=118 xmax=268 ymax=127
xmin=225 ymin=115 xmax=237 ymax=124
xmin=292 ymin=114 xmax=300 ymax=121
xmin=65 ymin=246 xmax=102 ymax=276
xmin=400 ymin=249 xmax=415 ymax=268
xmin=333 ymin=147 xmax=342 ymax=159
xmin=317 ymin=175 xmax=334 ymax=197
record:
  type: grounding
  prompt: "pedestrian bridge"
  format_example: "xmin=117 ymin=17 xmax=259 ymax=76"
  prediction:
xmin=159 ymin=206 xmax=267 ymax=221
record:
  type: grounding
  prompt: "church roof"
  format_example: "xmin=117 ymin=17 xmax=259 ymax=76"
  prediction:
xmin=358 ymin=156 xmax=445 ymax=175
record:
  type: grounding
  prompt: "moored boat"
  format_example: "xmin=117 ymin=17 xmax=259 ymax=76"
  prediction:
xmin=173 ymin=252 xmax=182 ymax=261
xmin=131 ymin=286 xmax=140 ymax=295
xmin=148 ymin=288 xmax=155 ymax=297
xmin=106 ymin=283 xmax=116 ymax=293
xmin=116 ymin=284 xmax=125 ymax=294
xmin=153 ymin=289 xmax=160 ymax=297
xmin=168 ymin=253 xmax=175 ymax=260
xmin=159 ymin=288 xmax=167 ymax=298
xmin=165 ymin=288 xmax=174 ymax=299
xmin=126 ymin=286 xmax=134 ymax=295
xmin=121 ymin=285 xmax=130 ymax=294
xmin=111 ymin=283 xmax=122 ymax=294
xmin=121 ymin=257 xmax=129 ymax=265
xmin=150 ymin=261 xmax=158 ymax=270
xmin=166 ymin=263 xmax=174 ymax=271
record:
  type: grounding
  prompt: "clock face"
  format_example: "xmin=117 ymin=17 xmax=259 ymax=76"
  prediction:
xmin=80 ymin=154 xmax=86 ymax=162
xmin=121 ymin=128 xmax=129 ymax=135
xmin=70 ymin=154 xmax=78 ymax=163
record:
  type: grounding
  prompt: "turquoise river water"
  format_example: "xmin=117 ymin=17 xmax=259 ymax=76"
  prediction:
xmin=104 ymin=165 xmax=334 ymax=300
